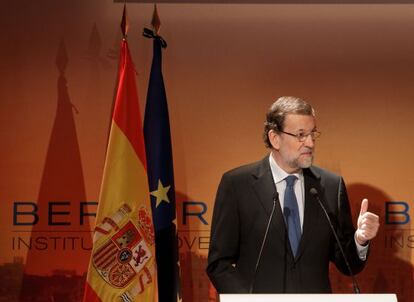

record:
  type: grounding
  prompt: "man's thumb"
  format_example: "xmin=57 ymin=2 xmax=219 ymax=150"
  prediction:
xmin=360 ymin=198 xmax=369 ymax=216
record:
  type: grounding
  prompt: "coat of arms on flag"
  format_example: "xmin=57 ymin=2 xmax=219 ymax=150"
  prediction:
xmin=91 ymin=204 xmax=155 ymax=295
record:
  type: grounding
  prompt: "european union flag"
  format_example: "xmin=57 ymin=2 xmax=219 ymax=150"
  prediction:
xmin=144 ymin=32 xmax=181 ymax=302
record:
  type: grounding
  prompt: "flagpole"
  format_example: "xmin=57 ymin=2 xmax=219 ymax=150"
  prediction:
xmin=143 ymin=4 xmax=181 ymax=301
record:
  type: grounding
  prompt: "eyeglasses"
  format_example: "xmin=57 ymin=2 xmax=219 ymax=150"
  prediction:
xmin=279 ymin=130 xmax=321 ymax=142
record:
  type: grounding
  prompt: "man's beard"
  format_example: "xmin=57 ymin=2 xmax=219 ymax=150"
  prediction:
xmin=289 ymin=154 xmax=314 ymax=170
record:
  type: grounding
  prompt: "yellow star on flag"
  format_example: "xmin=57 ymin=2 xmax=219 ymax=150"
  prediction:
xmin=150 ymin=179 xmax=171 ymax=208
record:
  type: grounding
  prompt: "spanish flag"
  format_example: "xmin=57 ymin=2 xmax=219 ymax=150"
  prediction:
xmin=82 ymin=38 xmax=158 ymax=302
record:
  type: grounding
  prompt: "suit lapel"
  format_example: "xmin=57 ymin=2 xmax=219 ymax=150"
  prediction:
xmin=251 ymin=156 xmax=287 ymax=241
xmin=295 ymin=167 xmax=322 ymax=261
xmin=251 ymin=159 xmax=326 ymax=260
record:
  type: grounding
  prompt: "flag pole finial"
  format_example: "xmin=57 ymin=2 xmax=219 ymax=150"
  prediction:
xmin=143 ymin=3 xmax=167 ymax=48
xmin=151 ymin=4 xmax=161 ymax=35
xmin=121 ymin=2 xmax=129 ymax=38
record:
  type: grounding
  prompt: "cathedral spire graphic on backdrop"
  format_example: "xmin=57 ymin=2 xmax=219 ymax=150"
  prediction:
xmin=19 ymin=38 xmax=92 ymax=299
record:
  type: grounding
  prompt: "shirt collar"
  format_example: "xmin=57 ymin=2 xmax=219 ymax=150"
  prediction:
xmin=269 ymin=153 xmax=303 ymax=185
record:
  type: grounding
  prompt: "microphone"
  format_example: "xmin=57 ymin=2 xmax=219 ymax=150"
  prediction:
xmin=249 ymin=193 xmax=278 ymax=293
xmin=310 ymin=188 xmax=361 ymax=294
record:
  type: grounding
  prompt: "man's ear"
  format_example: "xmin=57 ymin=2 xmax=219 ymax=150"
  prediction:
xmin=268 ymin=130 xmax=280 ymax=150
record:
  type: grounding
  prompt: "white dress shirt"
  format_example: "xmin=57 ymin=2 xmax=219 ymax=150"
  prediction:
xmin=269 ymin=154 xmax=304 ymax=230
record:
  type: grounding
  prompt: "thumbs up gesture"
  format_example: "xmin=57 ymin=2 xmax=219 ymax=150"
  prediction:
xmin=355 ymin=199 xmax=380 ymax=246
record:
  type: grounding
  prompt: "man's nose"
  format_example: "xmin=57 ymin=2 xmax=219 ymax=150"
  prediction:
xmin=304 ymin=133 xmax=315 ymax=148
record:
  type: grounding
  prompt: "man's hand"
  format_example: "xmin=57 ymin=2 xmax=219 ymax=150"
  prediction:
xmin=355 ymin=199 xmax=379 ymax=246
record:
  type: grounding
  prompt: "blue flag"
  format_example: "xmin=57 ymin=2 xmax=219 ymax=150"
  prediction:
xmin=144 ymin=34 xmax=181 ymax=302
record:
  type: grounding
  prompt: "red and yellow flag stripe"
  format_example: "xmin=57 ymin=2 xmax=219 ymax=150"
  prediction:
xmin=83 ymin=40 xmax=158 ymax=302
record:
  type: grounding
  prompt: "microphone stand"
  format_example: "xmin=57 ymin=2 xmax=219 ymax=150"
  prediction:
xmin=310 ymin=188 xmax=361 ymax=294
xmin=249 ymin=194 xmax=278 ymax=293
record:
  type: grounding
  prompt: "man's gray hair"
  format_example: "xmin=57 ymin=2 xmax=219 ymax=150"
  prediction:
xmin=263 ymin=96 xmax=315 ymax=148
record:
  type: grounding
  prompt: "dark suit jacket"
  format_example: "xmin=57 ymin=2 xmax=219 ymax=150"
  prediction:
xmin=206 ymin=156 xmax=366 ymax=293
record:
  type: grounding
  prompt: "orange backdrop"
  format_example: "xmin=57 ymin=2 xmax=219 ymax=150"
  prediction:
xmin=0 ymin=1 xmax=413 ymax=302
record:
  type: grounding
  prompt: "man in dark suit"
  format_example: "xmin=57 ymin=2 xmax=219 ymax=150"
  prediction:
xmin=206 ymin=96 xmax=379 ymax=293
